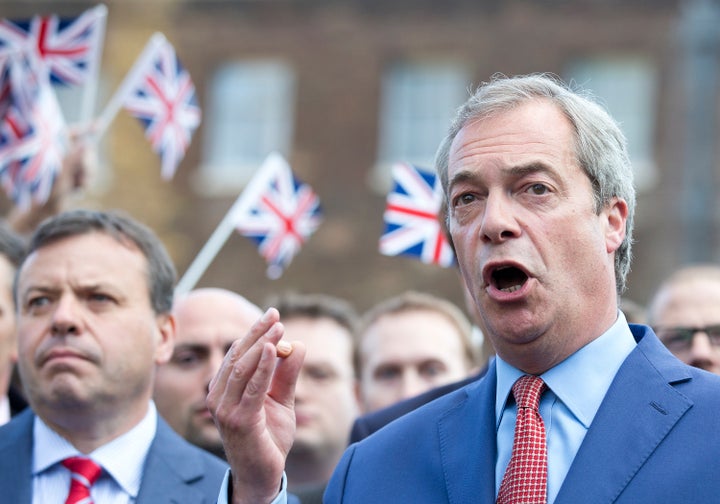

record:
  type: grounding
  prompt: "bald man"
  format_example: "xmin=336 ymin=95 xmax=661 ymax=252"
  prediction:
xmin=647 ymin=264 xmax=720 ymax=375
xmin=153 ymin=288 xmax=263 ymax=458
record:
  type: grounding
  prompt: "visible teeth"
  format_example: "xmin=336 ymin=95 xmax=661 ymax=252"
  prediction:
xmin=500 ymin=285 xmax=521 ymax=293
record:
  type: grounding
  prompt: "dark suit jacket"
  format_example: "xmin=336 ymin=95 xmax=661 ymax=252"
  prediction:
xmin=0 ymin=409 xmax=229 ymax=503
xmin=8 ymin=386 xmax=27 ymax=417
xmin=326 ymin=325 xmax=720 ymax=503
xmin=349 ymin=367 xmax=488 ymax=443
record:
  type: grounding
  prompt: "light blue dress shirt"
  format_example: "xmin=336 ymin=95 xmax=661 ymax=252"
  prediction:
xmin=220 ymin=312 xmax=637 ymax=504
xmin=217 ymin=470 xmax=288 ymax=504
xmin=32 ymin=401 xmax=158 ymax=504
xmin=495 ymin=311 xmax=636 ymax=503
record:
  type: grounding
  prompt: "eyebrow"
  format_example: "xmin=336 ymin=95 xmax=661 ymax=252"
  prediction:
xmin=448 ymin=161 xmax=555 ymax=192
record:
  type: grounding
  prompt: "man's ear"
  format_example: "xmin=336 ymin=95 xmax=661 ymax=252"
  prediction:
xmin=604 ymin=197 xmax=629 ymax=254
xmin=154 ymin=312 xmax=176 ymax=365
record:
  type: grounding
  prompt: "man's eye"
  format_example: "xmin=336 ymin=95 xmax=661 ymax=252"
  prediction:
xmin=27 ymin=296 xmax=50 ymax=308
xmin=454 ymin=193 xmax=476 ymax=206
xmin=89 ymin=293 xmax=112 ymax=303
xmin=374 ymin=366 xmax=400 ymax=381
xmin=172 ymin=352 xmax=203 ymax=367
xmin=419 ymin=361 xmax=446 ymax=378
xmin=527 ymin=183 xmax=549 ymax=195
xmin=306 ymin=367 xmax=334 ymax=382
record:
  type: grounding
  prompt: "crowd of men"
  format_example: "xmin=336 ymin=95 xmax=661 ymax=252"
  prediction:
xmin=1 ymin=73 xmax=720 ymax=504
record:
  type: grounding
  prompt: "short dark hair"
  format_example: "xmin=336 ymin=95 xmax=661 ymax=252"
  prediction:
xmin=268 ymin=292 xmax=359 ymax=337
xmin=19 ymin=209 xmax=176 ymax=314
xmin=268 ymin=292 xmax=360 ymax=376
xmin=0 ymin=224 xmax=26 ymax=268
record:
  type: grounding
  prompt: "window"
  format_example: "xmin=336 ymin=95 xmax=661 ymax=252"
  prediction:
xmin=197 ymin=60 xmax=295 ymax=195
xmin=372 ymin=60 xmax=471 ymax=191
xmin=565 ymin=57 xmax=658 ymax=191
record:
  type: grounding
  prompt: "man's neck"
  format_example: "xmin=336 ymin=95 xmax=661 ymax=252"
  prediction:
xmin=36 ymin=400 xmax=150 ymax=454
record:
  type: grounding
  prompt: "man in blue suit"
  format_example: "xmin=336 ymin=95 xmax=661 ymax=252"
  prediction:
xmin=0 ymin=210 xmax=227 ymax=503
xmin=210 ymin=73 xmax=720 ymax=503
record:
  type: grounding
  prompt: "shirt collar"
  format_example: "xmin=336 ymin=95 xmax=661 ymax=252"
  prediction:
xmin=496 ymin=311 xmax=636 ymax=428
xmin=33 ymin=401 xmax=158 ymax=498
xmin=0 ymin=395 xmax=9 ymax=425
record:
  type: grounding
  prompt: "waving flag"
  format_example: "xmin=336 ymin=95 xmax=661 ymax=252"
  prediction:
xmin=0 ymin=48 xmax=67 ymax=206
xmin=0 ymin=5 xmax=106 ymax=87
xmin=379 ymin=162 xmax=455 ymax=267
xmin=119 ymin=34 xmax=200 ymax=180
xmin=232 ymin=153 xmax=323 ymax=279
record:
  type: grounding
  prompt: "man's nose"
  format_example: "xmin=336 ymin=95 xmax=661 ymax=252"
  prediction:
xmin=50 ymin=296 xmax=81 ymax=337
xmin=689 ymin=332 xmax=719 ymax=364
xmin=399 ymin=369 xmax=427 ymax=401
xmin=480 ymin=193 xmax=521 ymax=244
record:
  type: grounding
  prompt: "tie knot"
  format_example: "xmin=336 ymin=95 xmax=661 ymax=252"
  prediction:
xmin=62 ymin=456 xmax=102 ymax=486
xmin=512 ymin=375 xmax=546 ymax=410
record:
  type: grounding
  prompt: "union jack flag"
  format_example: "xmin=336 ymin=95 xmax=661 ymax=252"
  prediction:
xmin=233 ymin=153 xmax=323 ymax=279
xmin=122 ymin=36 xmax=200 ymax=179
xmin=0 ymin=48 xmax=66 ymax=206
xmin=379 ymin=162 xmax=455 ymax=267
xmin=0 ymin=5 xmax=106 ymax=87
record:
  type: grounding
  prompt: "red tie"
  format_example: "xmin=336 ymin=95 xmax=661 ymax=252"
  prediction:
xmin=497 ymin=375 xmax=548 ymax=504
xmin=62 ymin=456 xmax=102 ymax=504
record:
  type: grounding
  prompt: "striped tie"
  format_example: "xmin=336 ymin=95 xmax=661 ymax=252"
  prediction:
xmin=62 ymin=456 xmax=102 ymax=504
xmin=497 ymin=375 xmax=548 ymax=504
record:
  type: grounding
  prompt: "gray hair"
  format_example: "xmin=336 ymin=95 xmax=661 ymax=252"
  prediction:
xmin=435 ymin=73 xmax=636 ymax=293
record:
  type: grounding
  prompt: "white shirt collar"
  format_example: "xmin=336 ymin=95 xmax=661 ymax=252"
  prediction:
xmin=0 ymin=394 xmax=9 ymax=425
xmin=33 ymin=401 xmax=158 ymax=498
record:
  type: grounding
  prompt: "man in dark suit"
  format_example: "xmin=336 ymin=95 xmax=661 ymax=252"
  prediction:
xmin=0 ymin=225 xmax=28 ymax=425
xmin=0 ymin=210 xmax=227 ymax=502
xmin=349 ymin=367 xmax=486 ymax=443
xmin=210 ymin=73 xmax=720 ymax=503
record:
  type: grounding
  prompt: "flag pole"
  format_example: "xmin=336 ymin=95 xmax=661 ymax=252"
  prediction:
xmin=91 ymin=32 xmax=166 ymax=142
xmin=174 ymin=153 xmax=284 ymax=295
xmin=78 ymin=4 xmax=107 ymax=124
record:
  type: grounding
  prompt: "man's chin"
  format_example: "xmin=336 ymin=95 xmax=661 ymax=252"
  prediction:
xmin=186 ymin=429 xmax=225 ymax=458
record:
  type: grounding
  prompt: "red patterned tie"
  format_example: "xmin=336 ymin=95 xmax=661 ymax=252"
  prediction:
xmin=62 ymin=456 xmax=102 ymax=504
xmin=497 ymin=375 xmax=548 ymax=504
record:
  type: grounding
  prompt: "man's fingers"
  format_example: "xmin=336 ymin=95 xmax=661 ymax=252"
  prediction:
xmin=208 ymin=308 xmax=281 ymax=395
xmin=269 ymin=340 xmax=306 ymax=408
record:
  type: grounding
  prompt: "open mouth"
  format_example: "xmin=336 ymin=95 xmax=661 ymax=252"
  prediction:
xmin=491 ymin=265 xmax=529 ymax=293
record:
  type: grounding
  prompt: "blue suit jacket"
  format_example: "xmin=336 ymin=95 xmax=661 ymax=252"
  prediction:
xmin=326 ymin=325 xmax=720 ymax=503
xmin=0 ymin=409 xmax=229 ymax=503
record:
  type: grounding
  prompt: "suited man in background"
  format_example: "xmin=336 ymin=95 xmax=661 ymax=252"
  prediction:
xmin=646 ymin=264 xmax=720 ymax=375
xmin=0 ymin=225 xmax=28 ymax=424
xmin=0 ymin=209 xmax=227 ymax=503
xmin=154 ymin=288 xmax=263 ymax=459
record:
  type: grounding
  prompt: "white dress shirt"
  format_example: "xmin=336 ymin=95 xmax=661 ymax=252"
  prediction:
xmin=32 ymin=401 xmax=158 ymax=504
xmin=0 ymin=394 xmax=10 ymax=426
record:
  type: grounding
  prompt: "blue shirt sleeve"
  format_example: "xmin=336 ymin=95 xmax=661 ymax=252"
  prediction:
xmin=216 ymin=469 xmax=288 ymax=504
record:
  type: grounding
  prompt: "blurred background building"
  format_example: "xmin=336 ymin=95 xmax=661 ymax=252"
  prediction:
xmin=2 ymin=0 xmax=719 ymax=316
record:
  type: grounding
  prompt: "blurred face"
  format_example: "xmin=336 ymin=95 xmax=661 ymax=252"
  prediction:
xmin=15 ymin=233 xmax=174 ymax=429
xmin=0 ymin=255 xmax=17 ymax=396
xmin=360 ymin=309 xmax=471 ymax=413
xmin=446 ymin=100 xmax=627 ymax=374
xmin=154 ymin=290 xmax=261 ymax=456
xmin=650 ymin=278 xmax=720 ymax=375
xmin=288 ymin=317 xmax=358 ymax=463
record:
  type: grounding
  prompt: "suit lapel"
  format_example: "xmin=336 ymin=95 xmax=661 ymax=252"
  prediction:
xmin=556 ymin=327 xmax=693 ymax=504
xmin=136 ymin=418 xmax=215 ymax=504
xmin=438 ymin=362 xmax=497 ymax=504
